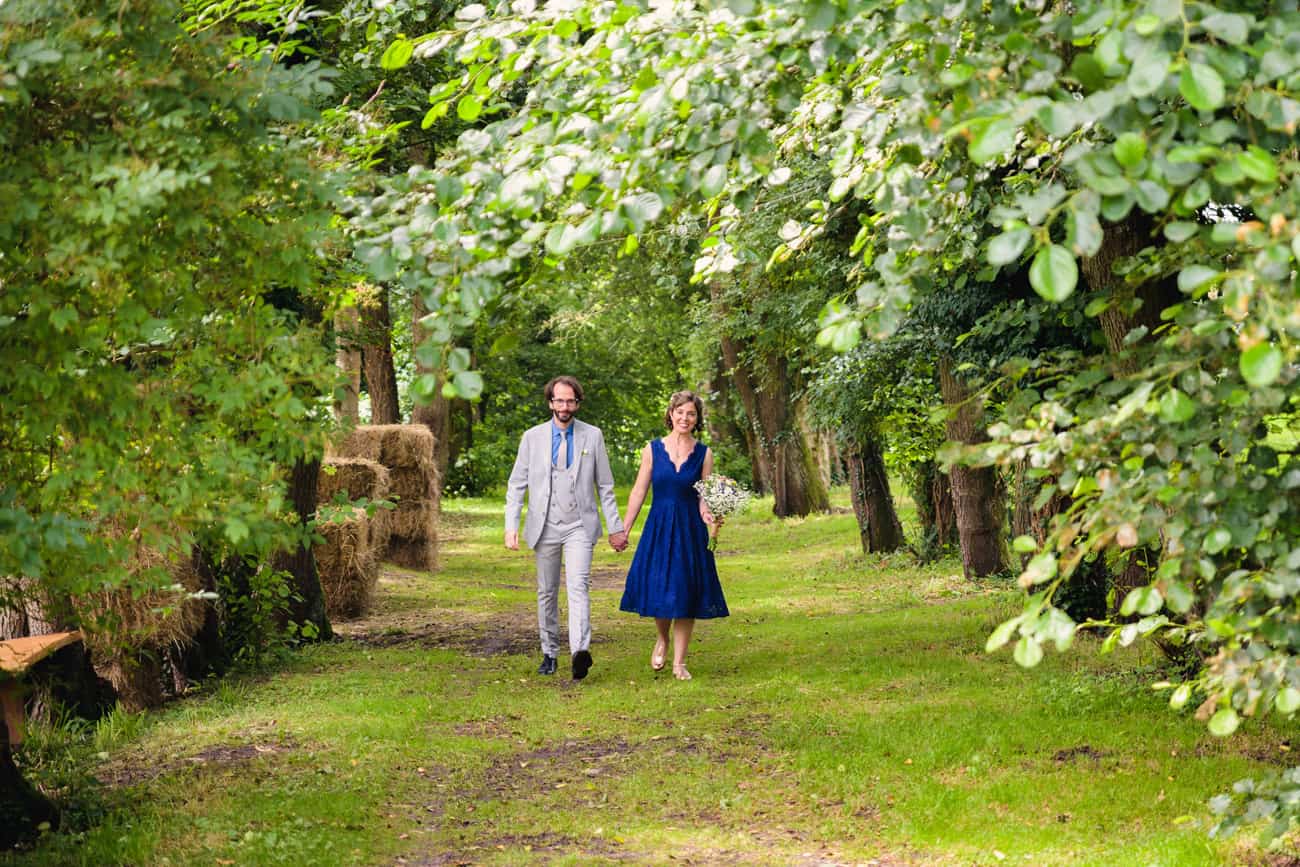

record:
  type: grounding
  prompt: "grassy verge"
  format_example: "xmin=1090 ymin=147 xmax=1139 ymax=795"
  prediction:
xmin=5 ymin=491 xmax=1292 ymax=865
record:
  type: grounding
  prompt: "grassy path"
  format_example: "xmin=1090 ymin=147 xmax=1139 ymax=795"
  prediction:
xmin=9 ymin=494 xmax=1289 ymax=865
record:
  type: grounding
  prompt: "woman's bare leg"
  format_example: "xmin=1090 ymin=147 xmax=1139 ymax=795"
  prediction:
xmin=672 ymin=618 xmax=695 ymax=680
xmin=652 ymin=618 xmax=670 ymax=670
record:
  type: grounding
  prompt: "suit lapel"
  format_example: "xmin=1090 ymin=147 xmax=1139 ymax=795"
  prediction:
xmin=571 ymin=423 xmax=588 ymax=475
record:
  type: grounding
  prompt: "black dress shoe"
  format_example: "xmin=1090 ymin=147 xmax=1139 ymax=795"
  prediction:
xmin=571 ymin=649 xmax=593 ymax=680
xmin=537 ymin=655 xmax=557 ymax=675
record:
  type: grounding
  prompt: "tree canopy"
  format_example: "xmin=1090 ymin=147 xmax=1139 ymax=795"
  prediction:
xmin=354 ymin=0 xmax=1299 ymax=836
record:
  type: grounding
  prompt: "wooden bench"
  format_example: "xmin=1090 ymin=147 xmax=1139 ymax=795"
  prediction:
xmin=0 ymin=631 xmax=82 ymax=746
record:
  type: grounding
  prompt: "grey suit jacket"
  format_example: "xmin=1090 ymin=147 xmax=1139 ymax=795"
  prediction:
xmin=504 ymin=419 xmax=625 ymax=550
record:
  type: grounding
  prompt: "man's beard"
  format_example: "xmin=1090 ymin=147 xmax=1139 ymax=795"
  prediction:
xmin=553 ymin=410 xmax=574 ymax=424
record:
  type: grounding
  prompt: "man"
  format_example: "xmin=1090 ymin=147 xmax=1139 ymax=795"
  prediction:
xmin=505 ymin=376 xmax=628 ymax=680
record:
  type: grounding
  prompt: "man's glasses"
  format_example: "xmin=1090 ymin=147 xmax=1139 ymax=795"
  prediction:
xmin=550 ymin=398 xmax=579 ymax=407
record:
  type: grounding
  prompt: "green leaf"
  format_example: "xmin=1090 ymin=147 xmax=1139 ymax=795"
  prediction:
xmin=986 ymin=616 xmax=1020 ymax=653
xmin=452 ymin=370 xmax=484 ymax=399
xmin=1120 ymin=586 xmax=1163 ymax=616
xmin=1158 ymin=388 xmax=1197 ymax=423
xmin=1276 ymin=687 xmax=1300 ymax=715
xmin=1127 ymin=51 xmax=1170 ymax=98
xmin=421 ymin=103 xmax=449 ymax=129
xmin=1069 ymin=208 xmax=1103 ymax=257
xmin=1164 ymin=580 xmax=1195 ymax=613
xmin=1012 ymin=535 xmax=1038 ymax=554
xmin=447 ymin=347 xmax=471 ymax=373
xmin=968 ymin=117 xmax=1017 ymax=165
xmin=1021 ymin=552 xmax=1058 ymax=586
xmin=1201 ymin=12 xmax=1250 ymax=45
xmin=700 ymin=164 xmax=727 ymax=198
xmin=1208 ymin=707 xmax=1239 ymax=737
xmin=380 ymin=38 xmax=414 ymax=71
xmin=1113 ymin=133 xmax=1147 ymax=169
xmin=621 ymin=192 xmax=664 ymax=233
xmin=1014 ymin=635 xmax=1044 ymax=668
xmin=1240 ymin=342 xmax=1283 ymax=387
xmin=1164 ymin=221 xmax=1199 ymax=242
xmin=1133 ymin=14 xmax=1163 ymax=35
xmin=1170 ymin=684 xmax=1192 ymax=710
xmin=457 ymin=95 xmax=483 ymax=122
xmin=1029 ymin=245 xmax=1078 ymax=302
xmin=224 ymin=516 xmax=249 ymax=546
xmin=1177 ymin=265 xmax=1219 ymax=294
xmin=1204 ymin=527 xmax=1233 ymax=554
xmin=1180 ymin=62 xmax=1225 ymax=112
xmin=1237 ymin=146 xmax=1278 ymax=184
xmin=987 ymin=227 xmax=1031 ymax=266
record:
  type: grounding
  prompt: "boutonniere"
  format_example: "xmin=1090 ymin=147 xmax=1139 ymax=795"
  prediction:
xmin=581 ymin=448 xmax=589 ymax=455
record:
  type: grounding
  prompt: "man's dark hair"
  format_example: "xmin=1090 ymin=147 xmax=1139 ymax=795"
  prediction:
xmin=544 ymin=375 xmax=584 ymax=402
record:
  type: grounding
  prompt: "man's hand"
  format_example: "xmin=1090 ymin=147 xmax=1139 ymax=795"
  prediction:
xmin=505 ymin=530 xmax=519 ymax=550
xmin=608 ymin=530 xmax=628 ymax=552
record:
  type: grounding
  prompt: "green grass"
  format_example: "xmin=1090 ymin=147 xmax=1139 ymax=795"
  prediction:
xmin=6 ymin=490 xmax=1293 ymax=865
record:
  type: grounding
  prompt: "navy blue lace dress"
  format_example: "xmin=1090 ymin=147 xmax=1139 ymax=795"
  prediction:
xmin=619 ymin=439 xmax=729 ymax=620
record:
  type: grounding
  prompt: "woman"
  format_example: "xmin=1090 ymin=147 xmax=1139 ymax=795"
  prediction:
xmin=619 ymin=391 xmax=729 ymax=680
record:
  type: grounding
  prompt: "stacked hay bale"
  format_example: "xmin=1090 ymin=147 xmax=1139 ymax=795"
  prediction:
xmin=314 ymin=457 xmax=390 ymax=619
xmin=332 ymin=425 xmax=440 ymax=571
xmin=78 ymin=541 xmax=208 ymax=711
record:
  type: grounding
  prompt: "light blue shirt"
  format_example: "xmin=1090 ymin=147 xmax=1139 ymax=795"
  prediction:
xmin=551 ymin=421 xmax=573 ymax=469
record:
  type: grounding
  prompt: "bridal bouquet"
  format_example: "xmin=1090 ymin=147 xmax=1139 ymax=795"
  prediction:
xmin=693 ymin=474 xmax=752 ymax=551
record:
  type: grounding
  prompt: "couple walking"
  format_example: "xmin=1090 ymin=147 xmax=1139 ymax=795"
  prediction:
xmin=504 ymin=376 xmax=729 ymax=682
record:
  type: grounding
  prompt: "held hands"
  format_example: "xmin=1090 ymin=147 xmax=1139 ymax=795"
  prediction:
xmin=608 ymin=530 xmax=629 ymax=552
xmin=504 ymin=530 xmax=519 ymax=550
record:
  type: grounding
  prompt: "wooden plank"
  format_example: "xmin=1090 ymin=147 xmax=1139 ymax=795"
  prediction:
xmin=0 ymin=631 xmax=83 ymax=677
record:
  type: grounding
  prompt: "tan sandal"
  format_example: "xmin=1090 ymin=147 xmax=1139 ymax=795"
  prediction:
xmin=673 ymin=665 xmax=692 ymax=681
xmin=651 ymin=640 xmax=667 ymax=672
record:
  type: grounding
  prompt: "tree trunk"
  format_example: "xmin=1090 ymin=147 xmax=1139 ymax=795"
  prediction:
xmin=17 ymin=585 xmax=111 ymax=725
xmin=1 ymin=715 xmax=59 ymax=849
xmin=1010 ymin=459 xmax=1068 ymax=552
xmin=1082 ymin=213 xmax=1181 ymax=602
xmin=845 ymin=438 xmax=905 ymax=553
xmin=358 ymin=284 xmax=400 ymax=425
xmin=717 ymin=329 xmax=827 ymax=517
xmin=938 ymin=356 xmax=1009 ymax=578
xmin=271 ymin=458 xmax=333 ymax=642
xmin=0 ymin=580 xmax=26 ymax=641
xmin=334 ymin=305 xmax=361 ymax=423
xmin=931 ymin=469 xmax=958 ymax=547
xmin=1082 ymin=213 xmax=1182 ymax=370
xmin=410 ymin=293 xmax=452 ymax=484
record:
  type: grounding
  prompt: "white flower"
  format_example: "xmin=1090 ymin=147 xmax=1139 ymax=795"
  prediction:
xmin=693 ymin=475 xmax=752 ymax=519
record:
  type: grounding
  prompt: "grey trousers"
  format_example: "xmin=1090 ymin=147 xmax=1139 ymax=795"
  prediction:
xmin=534 ymin=519 xmax=594 ymax=657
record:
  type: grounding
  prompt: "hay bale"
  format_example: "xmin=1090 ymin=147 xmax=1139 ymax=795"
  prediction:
xmin=330 ymin=424 xmax=440 ymax=571
xmin=314 ymin=509 xmax=379 ymax=620
xmin=386 ymin=501 xmax=439 ymax=570
xmin=386 ymin=536 xmax=438 ymax=571
xmin=387 ymin=466 xmax=433 ymax=502
xmin=79 ymin=546 xmax=207 ymax=659
xmin=318 ymin=457 xmax=390 ymax=505
xmin=75 ymin=537 xmax=209 ymax=711
xmin=332 ymin=424 xmax=435 ymax=470
xmin=389 ymin=500 xmax=438 ymax=542
xmin=368 ymin=506 xmax=393 ymax=553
